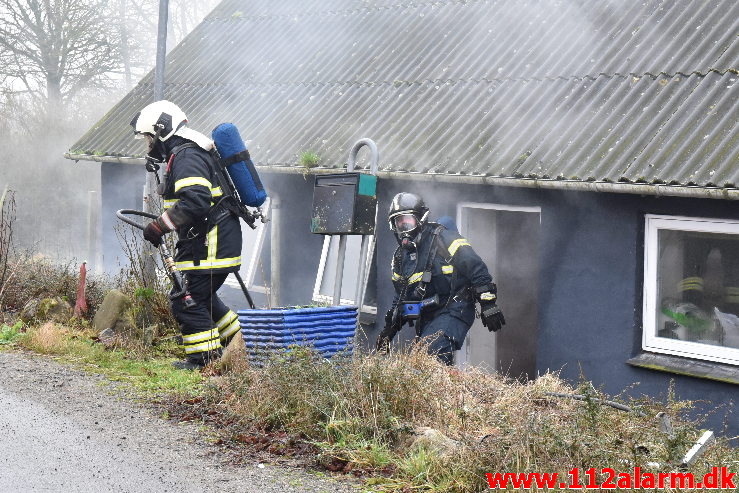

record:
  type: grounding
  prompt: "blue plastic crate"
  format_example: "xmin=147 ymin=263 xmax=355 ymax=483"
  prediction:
xmin=238 ymin=305 xmax=357 ymax=365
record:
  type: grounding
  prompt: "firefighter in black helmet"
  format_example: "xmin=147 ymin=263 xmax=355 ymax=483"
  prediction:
xmin=377 ymin=192 xmax=505 ymax=364
xmin=131 ymin=100 xmax=242 ymax=370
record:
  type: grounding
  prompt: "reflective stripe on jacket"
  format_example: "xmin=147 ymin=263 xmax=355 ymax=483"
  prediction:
xmin=391 ymin=223 xmax=493 ymax=309
xmin=162 ymin=139 xmax=242 ymax=274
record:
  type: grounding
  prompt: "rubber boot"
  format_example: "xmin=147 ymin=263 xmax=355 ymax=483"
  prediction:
xmin=172 ymin=348 xmax=223 ymax=370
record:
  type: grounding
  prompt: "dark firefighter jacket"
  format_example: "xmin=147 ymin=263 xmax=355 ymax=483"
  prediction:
xmin=391 ymin=222 xmax=494 ymax=340
xmin=161 ymin=136 xmax=242 ymax=274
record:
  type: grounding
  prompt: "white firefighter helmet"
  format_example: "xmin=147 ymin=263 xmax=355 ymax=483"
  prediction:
xmin=130 ymin=100 xmax=188 ymax=142
xmin=130 ymin=100 xmax=213 ymax=151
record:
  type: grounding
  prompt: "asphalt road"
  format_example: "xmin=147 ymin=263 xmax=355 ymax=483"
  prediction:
xmin=0 ymin=351 xmax=356 ymax=493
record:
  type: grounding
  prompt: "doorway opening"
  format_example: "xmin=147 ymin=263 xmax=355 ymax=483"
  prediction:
xmin=456 ymin=203 xmax=540 ymax=380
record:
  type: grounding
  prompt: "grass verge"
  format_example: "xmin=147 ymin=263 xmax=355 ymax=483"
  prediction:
xmin=3 ymin=323 xmax=737 ymax=492
xmin=175 ymin=345 xmax=738 ymax=492
xmin=6 ymin=322 xmax=201 ymax=395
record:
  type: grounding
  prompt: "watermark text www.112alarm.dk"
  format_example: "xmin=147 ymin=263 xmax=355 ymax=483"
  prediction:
xmin=486 ymin=466 xmax=736 ymax=490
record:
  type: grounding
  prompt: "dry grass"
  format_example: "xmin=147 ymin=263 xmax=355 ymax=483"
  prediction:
xmin=21 ymin=322 xmax=69 ymax=354
xmin=0 ymin=254 xmax=110 ymax=321
xmin=114 ymin=223 xmax=179 ymax=335
xmin=186 ymin=345 xmax=738 ymax=492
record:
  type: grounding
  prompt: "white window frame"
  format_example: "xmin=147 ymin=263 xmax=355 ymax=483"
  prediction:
xmin=223 ymin=198 xmax=271 ymax=295
xmin=312 ymin=234 xmax=377 ymax=314
xmin=643 ymin=214 xmax=739 ymax=366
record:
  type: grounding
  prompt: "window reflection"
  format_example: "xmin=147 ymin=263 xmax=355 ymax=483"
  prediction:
xmin=657 ymin=230 xmax=739 ymax=349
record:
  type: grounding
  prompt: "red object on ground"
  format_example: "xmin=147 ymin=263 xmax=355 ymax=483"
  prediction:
xmin=74 ymin=262 xmax=88 ymax=317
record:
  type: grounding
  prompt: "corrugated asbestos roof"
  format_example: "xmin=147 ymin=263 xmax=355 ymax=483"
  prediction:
xmin=69 ymin=0 xmax=739 ymax=190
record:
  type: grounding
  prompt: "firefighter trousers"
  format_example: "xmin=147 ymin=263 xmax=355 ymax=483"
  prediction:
xmin=416 ymin=311 xmax=472 ymax=366
xmin=170 ymin=272 xmax=241 ymax=361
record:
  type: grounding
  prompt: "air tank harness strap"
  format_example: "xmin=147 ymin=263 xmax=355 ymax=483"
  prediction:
xmin=411 ymin=225 xmax=445 ymax=336
xmin=208 ymin=149 xmax=258 ymax=228
xmin=160 ymin=142 xmax=199 ymax=195
xmin=415 ymin=225 xmax=445 ymax=300
xmin=168 ymin=142 xmax=225 ymax=265
xmin=220 ymin=150 xmax=250 ymax=166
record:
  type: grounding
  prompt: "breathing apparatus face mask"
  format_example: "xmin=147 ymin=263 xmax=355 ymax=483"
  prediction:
xmin=143 ymin=133 xmax=155 ymax=153
xmin=391 ymin=213 xmax=421 ymax=250
xmin=393 ymin=214 xmax=418 ymax=234
xmin=136 ymin=130 xmax=166 ymax=165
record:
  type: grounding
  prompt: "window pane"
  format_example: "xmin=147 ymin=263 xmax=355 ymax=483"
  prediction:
xmin=319 ymin=235 xmax=363 ymax=301
xmin=250 ymin=224 xmax=271 ymax=288
xmin=656 ymin=230 xmax=739 ymax=349
xmin=317 ymin=235 xmax=376 ymax=307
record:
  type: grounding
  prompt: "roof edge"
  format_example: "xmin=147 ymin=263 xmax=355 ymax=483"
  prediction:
xmin=64 ymin=154 xmax=739 ymax=201
xmin=261 ymin=166 xmax=739 ymax=201
xmin=65 ymin=153 xmax=146 ymax=165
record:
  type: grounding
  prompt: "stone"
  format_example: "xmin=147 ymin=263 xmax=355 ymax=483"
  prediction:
xmin=19 ymin=299 xmax=42 ymax=324
xmin=98 ymin=327 xmax=119 ymax=348
xmin=217 ymin=334 xmax=247 ymax=372
xmin=93 ymin=289 xmax=130 ymax=334
xmin=43 ymin=297 xmax=73 ymax=323
xmin=408 ymin=427 xmax=460 ymax=456
xmin=141 ymin=325 xmax=157 ymax=346
xmin=112 ymin=315 xmax=136 ymax=340
xmin=20 ymin=297 xmax=73 ymax=324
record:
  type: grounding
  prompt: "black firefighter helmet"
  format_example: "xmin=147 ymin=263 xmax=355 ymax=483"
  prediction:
xmin=388 ymin=192 xmax=429 ymax=240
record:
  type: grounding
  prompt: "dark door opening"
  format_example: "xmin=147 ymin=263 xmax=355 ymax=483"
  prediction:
xmin=457 ymin=204 xmax=540 ymax=380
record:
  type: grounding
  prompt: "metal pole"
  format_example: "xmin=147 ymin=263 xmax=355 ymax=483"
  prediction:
xmin=346 ymin=138 xmax=379 ymax=311
xmin=154 ymin=0 xmax=169 ymax=101
xmin=333 ymin=235 xmax=347 ymax=305
xmin=354 ymin=235 xmax=369 ymax=309
xmin=347 ymin=138 xmax=379 ymax=173
xmin=139 ymin=0 xmax=169 ymax=281
xmin=270 ymin=196 xmax=281 ymax=308
xmin=86 ymin=191 xmax=97 ymax=271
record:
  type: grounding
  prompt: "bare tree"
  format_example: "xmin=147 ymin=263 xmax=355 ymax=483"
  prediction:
xmin=168 ymin=0 xmax=220 ymax=46
xmin=0 ymin=0 xmax=121 ymax=117
xmin=108 ymin=0 xmax=220 ymax=91
xmin=112 ymin=0 xmax=156 ymax=90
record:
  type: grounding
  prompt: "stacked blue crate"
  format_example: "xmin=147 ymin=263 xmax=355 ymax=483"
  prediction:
xmin=238 ymin=305 xmax=357 ymax=365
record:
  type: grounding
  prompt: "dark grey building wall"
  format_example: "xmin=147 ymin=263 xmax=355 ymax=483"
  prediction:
xmin=373 ymin=178 xmax=738 ymax=436
xmin=259 ymin=172 xmax=326 ymax=307
xmin=100 ymin=164 xmax=737 ymax=436
xmin=536 ymin=189 xmax=739 ymax=437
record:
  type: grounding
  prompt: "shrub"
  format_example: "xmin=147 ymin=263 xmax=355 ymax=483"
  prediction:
xmin=299 ymin=151 xmax=320 ymax=168
xmin=114 ymin=223 xmax=178 ymax=336
xmin=21 ymin=322 xmax=69 ymax=354
xmin=183 ymin=345 xmax=738 ymax=492
xmin=0 ymin=320 xmax=23 ymax=344
xmin=0 ymin=254 xmax=110 ymax=321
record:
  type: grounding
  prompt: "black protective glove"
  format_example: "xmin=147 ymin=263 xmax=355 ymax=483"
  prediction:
xmin=143 ymin=214 xmax=173 ymax=247
xmin=480 ymin=300 xmax=505 ymax=332
xmin=376 ymin=308 xmax=400 ymax=352
xmin=474 ymin=283 xmax=505 ymax=332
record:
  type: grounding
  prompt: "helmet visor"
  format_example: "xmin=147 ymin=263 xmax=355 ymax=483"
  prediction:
xmin=393 ymin=214 xmax=418 ymax=233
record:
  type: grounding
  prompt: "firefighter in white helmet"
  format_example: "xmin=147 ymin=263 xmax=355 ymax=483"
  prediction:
xmin=131 ymin=100 xmax=242 ymax=370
